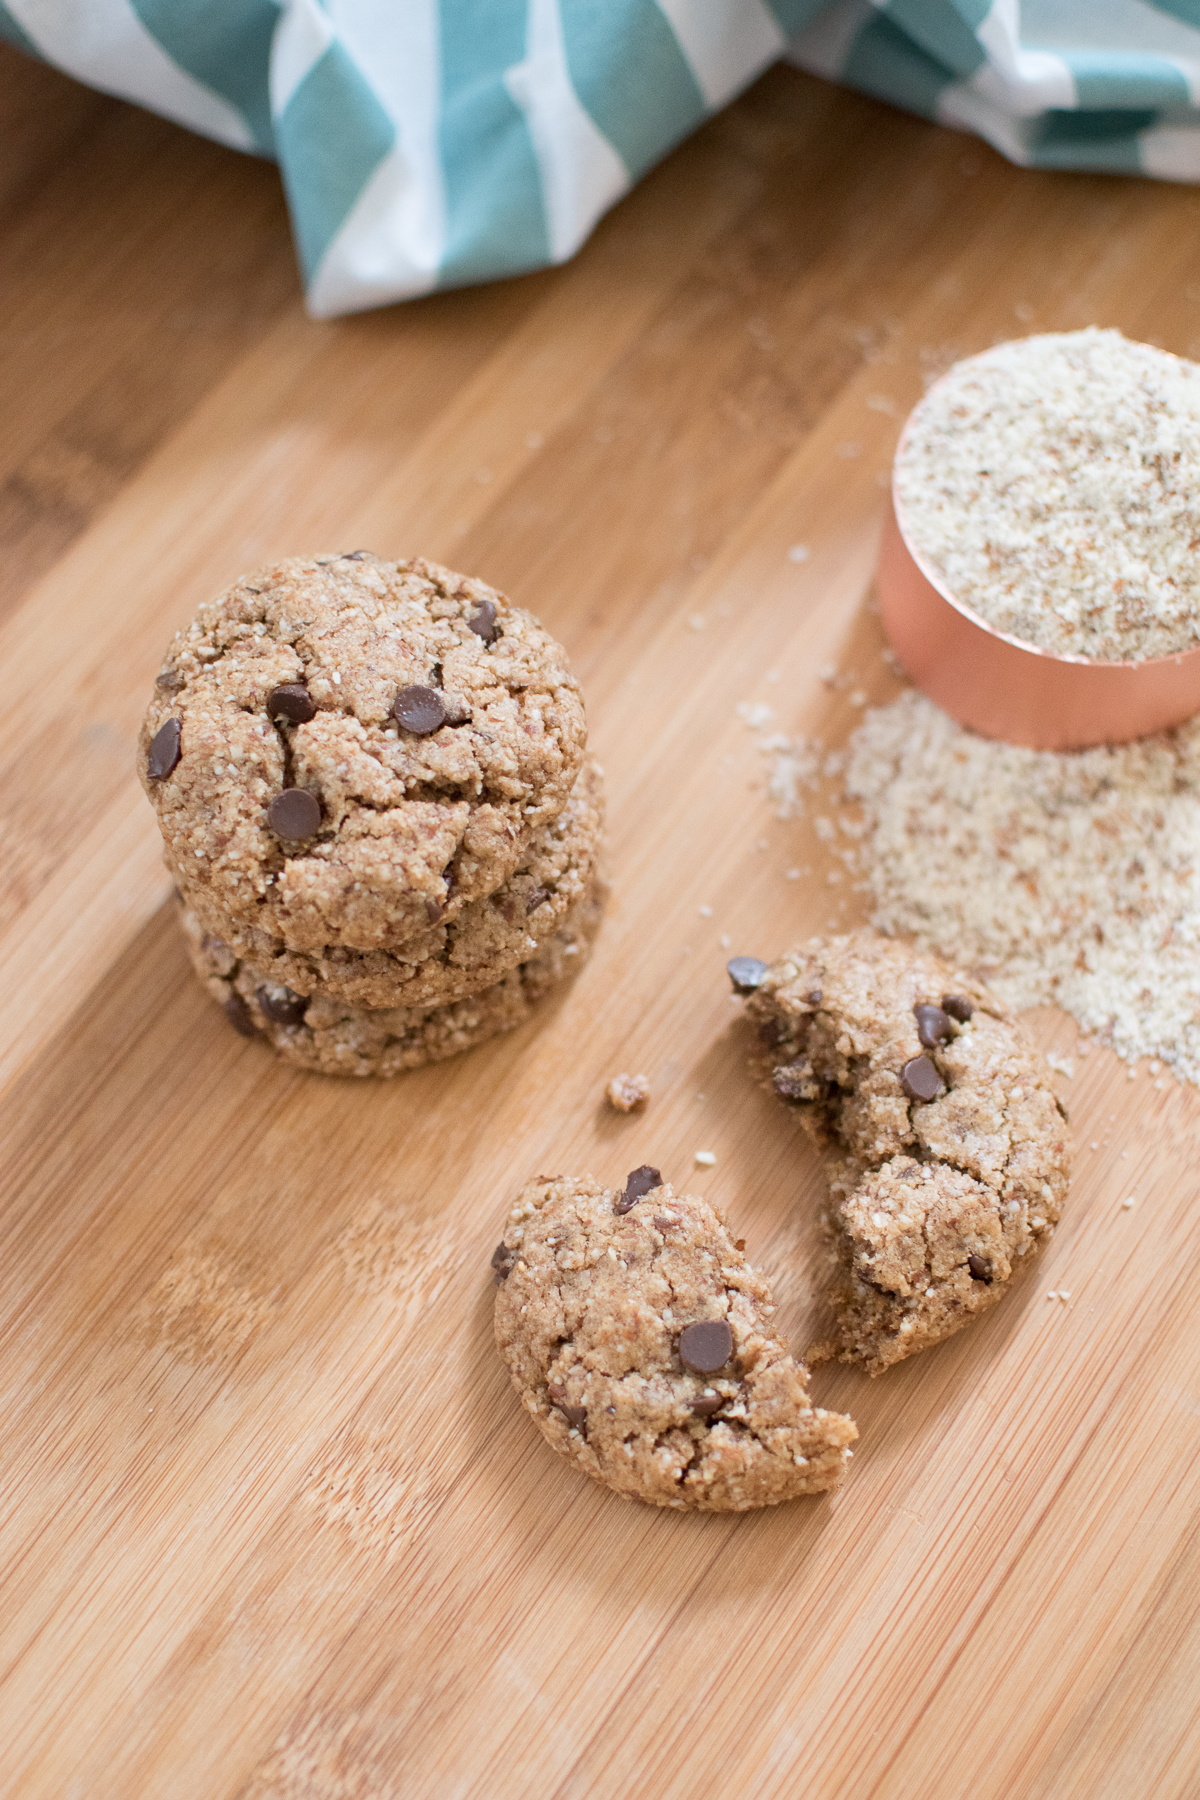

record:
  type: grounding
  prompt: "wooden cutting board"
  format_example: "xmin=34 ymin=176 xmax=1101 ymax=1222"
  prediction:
xmin=3 ymin=49 xmax=1200 ymax=1800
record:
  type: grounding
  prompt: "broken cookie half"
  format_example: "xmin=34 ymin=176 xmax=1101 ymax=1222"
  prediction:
xmin=731 ymin=931 xmax=1071 ymax=1375
xmin=493 ymin=1170 xmax=856 ymax=1510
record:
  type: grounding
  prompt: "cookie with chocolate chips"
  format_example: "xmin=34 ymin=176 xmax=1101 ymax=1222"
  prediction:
xmin=493 ymin=1172 xmax=856 ymax=1510
xmin=732 ymin=932 xmax=1071 ymax=1373
xmin=140 ymin=553 xmax=587 ymax=952
xmin=182 ymin=877 xmax=604 ymax=1078
xmin=191 ymin=756 xmax=604 ymax=1011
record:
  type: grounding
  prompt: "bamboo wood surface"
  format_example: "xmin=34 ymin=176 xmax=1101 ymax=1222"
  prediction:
xmin=3 ymin=46 xmax=1200 ymax=1800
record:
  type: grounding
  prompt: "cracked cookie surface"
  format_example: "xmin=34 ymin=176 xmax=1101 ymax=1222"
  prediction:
xmin=184 ymin=879 xmax=604 ymax=1078
xmin=193 ymin=756 xmax=604 ymax=1011
xmin=141 ymin=553 xmax=587 ymax=951
xmin=738 ymin=932 xmax=1071 ymax=1373
xmin=493 ymin=1172 xmax=856 ymax=1510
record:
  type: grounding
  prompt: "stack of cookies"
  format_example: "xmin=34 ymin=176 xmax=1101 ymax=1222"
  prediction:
xmin=139 ymin=552 xmax=603 ymax=1077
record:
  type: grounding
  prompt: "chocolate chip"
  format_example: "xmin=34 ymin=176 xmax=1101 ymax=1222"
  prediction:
xmin=690 ymin=1393 xmax=725 ymax=1418
xmin=615 ymin=1165 xmax=661 ymax=1214
xmin=679 ymin=1319 xmax=733 ymax=1374
xmin=267 ymin=788 xmax=321 ymax=839
xmin=758 ymin=1018 xmax=788 ymax=1046
xmin=154 ymin=668 xmax=184 ymax=692
xmin=727 ymin=956 xmax=768 ymax=994
xmin=942 ymin=994 xmax=974 ymax=1022
xmin=425 ymin=898 xmax=445 ymax=925
xmin=467 ymin=600 xmax=498 ymax=643
xmin=558 ymin=1404 xmax=587 ymax=1431
xmin=525 ymin=887 xmax=551 ymax=914
xmin=967 ymin=1253 xmax=993 ymax=1283
xmin=805 ymin=989 xmax=823 ymax=1006
xmin=900 ymin=1054 xmax=944 ymax=1102
xmin=267 ymin=682 xmax=316 ymax=723
xmin=491 ymin=1242 xmax=517 ymax=1284
xmin=392 ymin=685 xmax=446 ymax=734
xmin=338 ymin=549 xmax=369 ymax=560
xmin=147 ymin=718 xmax=182 ymax=780
xmin=224 ymin=992 xmax=258 ymax=1038
xmin=914 ymin=1002 xmax=953 ymax=1048
xmin=256 ymin=985 xmax=307 ymax=1027
xmin=734 ymin=1238 xmax=746 ymax=1251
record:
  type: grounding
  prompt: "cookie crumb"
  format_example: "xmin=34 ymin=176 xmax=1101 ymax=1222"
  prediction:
xmin=607 ymin=1073 xmax=650 ymax=1113
xmin=694 ymin=1150 xmax=716 ymax=1167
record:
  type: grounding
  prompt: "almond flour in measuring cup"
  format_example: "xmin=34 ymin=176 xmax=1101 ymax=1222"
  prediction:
xmin=895 ymin=329 xmax=1200 ymax=664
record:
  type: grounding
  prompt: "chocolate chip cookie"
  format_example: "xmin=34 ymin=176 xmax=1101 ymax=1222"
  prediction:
xmin=141 ymin=553 xmax=587 ymax=952
xmin=493 ymin=1171 xmax=857 ymax=1510
xmin=732 ymin=932 xmax=1070 ymax=1373
xmin=184 ymin=878 xmax=604 ymax=1078
xmin=192 ymin=756 xmax=604 ymax=1011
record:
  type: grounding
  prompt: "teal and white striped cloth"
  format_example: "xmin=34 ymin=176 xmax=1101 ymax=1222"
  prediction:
xmin=5 ymin=2 xmax=1200 ymax=317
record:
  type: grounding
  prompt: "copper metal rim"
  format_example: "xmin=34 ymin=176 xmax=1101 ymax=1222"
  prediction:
xmin=877 ymin=466 xmax=1200 ymax=753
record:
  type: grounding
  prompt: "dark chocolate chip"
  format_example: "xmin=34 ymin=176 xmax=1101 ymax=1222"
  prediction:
xmin=690 ymin=1393 xmax=726 ymax=1418
xmin=147 ymin=718 xmax=182 ymax=780
xmin=338 ymin=549 xmax=369 ymax=560
xmin=467 ymin=599 xmax=498 ymax=643
xmin=914 ymin=1002 xmax=953 ymax=1048
xmin=727 ymin=955 xmax=769 ymax=994
xmin=256 ymin=985 xmax=307 ymax=1027
xmin=525 ymin=887 xmax=551 ymax=914
xmin=559 ymin=1404 xmax=587 ymax=1430
xmin=425 ymin=898 xmax=445 ymax=925
xmin=267 ymin=682 xmax=316 ymax=724
xmin=942 ymin=994 xmax=974 ymax=1022
xmin=967 ymin=1253 xmax=993 ymax=1283
xmin=679 ymin=1319 xmax=733 ymax=1374
xmin=805 ymin=989 xmax=823 ymax=1006
xmin=392 ymin=684 xmax=446 ymax=734
xmin=491 ymin=1242 xmax=517 ymax=1284
xmin=154 ymin=668 xmax=185 ymax=692
xmin=267 ymin=788 xmax=321 ymax=839
xmin=758 ymin=1018 xmax=788 ymax=1046
xmin=224 ymin=991 xmax=258 ymax=1038
xmin=900 ymin=1054 xmax=944 ymax=1103
xmin=615 ymin=1165 xmax=661 ymax=1214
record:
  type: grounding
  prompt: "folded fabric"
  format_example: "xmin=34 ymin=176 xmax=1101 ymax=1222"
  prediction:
xmin=5 ymin=1 xmax=1200 ymax=318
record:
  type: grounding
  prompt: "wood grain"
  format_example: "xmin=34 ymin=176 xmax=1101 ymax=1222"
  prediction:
xmin=2 ymin=49 xmax=1200 ymax=1799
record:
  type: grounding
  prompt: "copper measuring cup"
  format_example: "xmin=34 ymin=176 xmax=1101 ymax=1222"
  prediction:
xmin=877 ymin=416 xmax=1200 ymax=751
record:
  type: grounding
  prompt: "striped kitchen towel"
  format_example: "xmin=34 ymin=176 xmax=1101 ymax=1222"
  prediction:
xmin=4 ymin=2 xmax=1200 ymax=318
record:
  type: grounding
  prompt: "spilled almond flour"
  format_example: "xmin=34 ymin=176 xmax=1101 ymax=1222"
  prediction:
xmin=843 ymin=690 xmax=1200 ymax=1083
